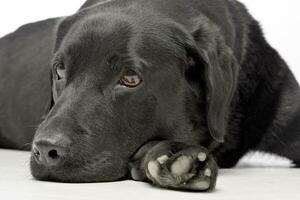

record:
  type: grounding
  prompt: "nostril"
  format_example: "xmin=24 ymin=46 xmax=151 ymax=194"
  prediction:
xmin=48 ymin=149 xmax=59 ymax=159
xmin=33 ymin=139 xmax=69 ymax=167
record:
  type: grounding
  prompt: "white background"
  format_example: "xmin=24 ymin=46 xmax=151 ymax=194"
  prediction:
xmin=0 ymin=0 xmax=299 ymax=81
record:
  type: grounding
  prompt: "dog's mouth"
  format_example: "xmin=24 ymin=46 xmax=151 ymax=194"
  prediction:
xmin=29 ymin=152 xmax=127 ymax=183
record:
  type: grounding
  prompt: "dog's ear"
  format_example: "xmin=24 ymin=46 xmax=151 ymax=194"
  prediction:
xmin=183 ymin=22 xmax=238 ymax=143
xmin=79 ymin=0 xmax=100 ymax=10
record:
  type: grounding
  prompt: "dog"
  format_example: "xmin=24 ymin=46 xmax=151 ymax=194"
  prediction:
xmin=0 ymin=0 xmax=299 ymax=191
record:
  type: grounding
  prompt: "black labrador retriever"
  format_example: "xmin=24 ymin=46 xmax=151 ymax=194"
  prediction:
xmin=0 ymin=0 xmax=299 ymax=191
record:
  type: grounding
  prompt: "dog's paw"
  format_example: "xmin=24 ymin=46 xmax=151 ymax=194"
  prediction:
xmin=145 ymin=146 xmax=217 ymax=191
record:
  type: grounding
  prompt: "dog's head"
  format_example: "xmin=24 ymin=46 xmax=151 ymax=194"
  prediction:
xmin=30 ymin=7 xmax=238 ymax=182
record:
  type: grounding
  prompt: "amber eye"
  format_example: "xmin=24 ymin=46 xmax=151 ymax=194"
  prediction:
xmin=54 ymin=63 xmax=65 ymax=80
xmin=119 ymin=70 xmax=142 ymax=88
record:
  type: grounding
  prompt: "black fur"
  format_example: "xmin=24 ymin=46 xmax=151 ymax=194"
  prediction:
xmin=0 ymin=0 xmax=299 ymax=188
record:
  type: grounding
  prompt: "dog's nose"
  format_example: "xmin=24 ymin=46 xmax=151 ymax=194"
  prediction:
xmin=33 ymin=140 xmax=68 ymax=167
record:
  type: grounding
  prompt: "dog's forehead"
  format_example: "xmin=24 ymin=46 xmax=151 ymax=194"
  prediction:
xmin=57 ymin=17 xmax=130 ymax=58
xmin=55 ymin=15 xmax=185 ymax=71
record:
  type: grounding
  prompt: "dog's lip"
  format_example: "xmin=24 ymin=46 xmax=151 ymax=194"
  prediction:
xmin=30 ymin=154 xmax=126 ymax=183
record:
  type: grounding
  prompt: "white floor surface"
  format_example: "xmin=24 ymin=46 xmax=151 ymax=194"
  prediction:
xmin=0 ymin=149 xmax=299 ymax=200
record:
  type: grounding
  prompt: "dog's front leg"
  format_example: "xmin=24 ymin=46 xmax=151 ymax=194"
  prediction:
xmin=129 ymin=141 xmax=218 ymax=191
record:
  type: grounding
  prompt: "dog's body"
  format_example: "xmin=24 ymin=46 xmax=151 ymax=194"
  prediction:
xmin=0 ymin=0 xmax=299 ymax=191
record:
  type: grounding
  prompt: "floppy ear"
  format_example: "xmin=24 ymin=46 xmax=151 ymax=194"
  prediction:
xmin=79 ymin=0 xmax=101 ymax=10
xmin=184 ymin=22 xmax=239 ymax=143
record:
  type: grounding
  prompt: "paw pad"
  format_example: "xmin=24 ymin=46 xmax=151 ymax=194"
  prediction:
xmin=157 ymin=155 xmax=169 ymax=164
xmin=189 ymin=180 xmax=210 ymax=190
xmin=148 ymin=161 xmax=160 ymax=179
xmin=204 ymin=168 xmax=212 ymax=177
xmin=170 ymin=155 xmax=193 ymax=176
xmin=197 ymin=152 xmax=207 ymax=162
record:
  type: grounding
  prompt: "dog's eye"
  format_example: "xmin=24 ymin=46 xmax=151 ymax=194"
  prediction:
xmin=119 ymin=70 xmax=142 ymax=88
xmin=54 ymin=63 xmax=65 ymax=80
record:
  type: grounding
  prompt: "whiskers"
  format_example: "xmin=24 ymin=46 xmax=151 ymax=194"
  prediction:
xmin=21 ymin=142 xmax=33 ymax=151
xmin=27 ymin=124 xmax=40 ymax=131
xmin=21 ymin=124 xmax=40 ymax=151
